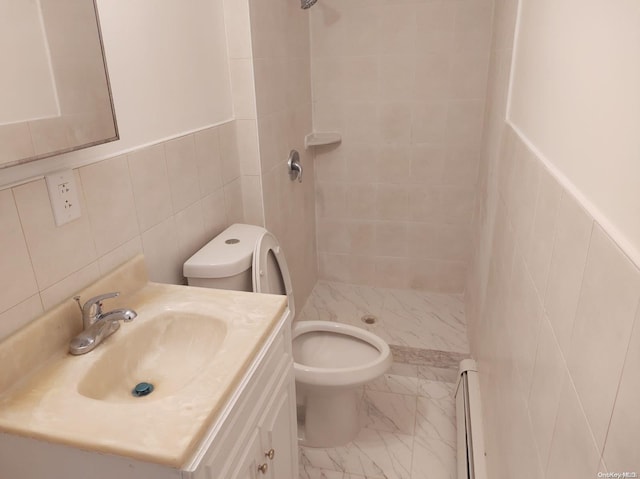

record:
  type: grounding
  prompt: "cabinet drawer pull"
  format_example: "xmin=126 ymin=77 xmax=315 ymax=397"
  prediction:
xmin=265 ymin=448 xmax=275 ymax=460
xmin=258 ymin=463 xmax=268 ymax=474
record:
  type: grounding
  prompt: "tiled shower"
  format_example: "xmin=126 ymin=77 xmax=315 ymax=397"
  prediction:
xmin=304 ymin=1 xmax=486 ymax=473
xmin=312 ymin=0 xmax=492 ymax=292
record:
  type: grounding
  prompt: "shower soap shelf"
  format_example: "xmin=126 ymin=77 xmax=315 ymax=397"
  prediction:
xmin=304 ymin=132 xmax=342 ymax=149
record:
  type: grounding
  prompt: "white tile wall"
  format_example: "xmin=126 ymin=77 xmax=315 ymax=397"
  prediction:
xmin=567 ymin=225 xmax=640 ymax=450
xmin=0 ymin=190 xmax=38 ymax=313
xmin=527 ymin=316 xmax=566 ymax=466
xmin=466 ymin=0 xmax=640 ymax=475
xmin=545 ymin=374 xmax=602 ymax=477
xmin=247 ymin=0 xmax=318 ymax=308
xmin=0 ymin=122 xmax=244 ymax=341
xmin=165 ymin=136 xmax=201 ymax=213
xmin=128 ymin=145 xmax=173 ymax=232
xmin=80 ymin=155 xmax=139 ymax=256
xmin=13 ymin=171 xmax=97 ymax=290
xmin=311 ymin=0 xmax=493 ymax=292
xmin=603 ymin=307 xmax=640 ymax=469
xmin=544 ymin=191 xmax=593 ymax=357
xmin=470 ymin=122 xmax=640 ymax=477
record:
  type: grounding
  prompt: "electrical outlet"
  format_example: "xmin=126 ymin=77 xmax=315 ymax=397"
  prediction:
xmin=45 ymin=170 xmax=81 ymax=226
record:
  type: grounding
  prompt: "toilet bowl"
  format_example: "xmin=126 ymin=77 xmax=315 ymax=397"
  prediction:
xmin=183 ymin=223 xmax=391 ymax=447
xmin=293 ymin=320 xmax=392 ymax=447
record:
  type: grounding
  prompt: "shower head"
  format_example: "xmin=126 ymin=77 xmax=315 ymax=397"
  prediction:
xmin=301 ymin=0 xmax=317 ymax=9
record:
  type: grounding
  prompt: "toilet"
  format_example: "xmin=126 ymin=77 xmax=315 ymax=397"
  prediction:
xmin=183 ymin=223 xmax=392 ymax=447
xmin=293 ymin=320 xmax=392 ymax=447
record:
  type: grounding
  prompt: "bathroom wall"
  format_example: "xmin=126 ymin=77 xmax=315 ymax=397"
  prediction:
xmin=222 ymin=0 xmax=265 ymax=227
xmin=510 ymin=0 xmax=640 ymax=261
xmin=0 ymin=0 xmax=248 ymax=340
xmin=310 ymin=0 xmax=493 ymax=292
xmin=248 ymin=0 xmax=318 ymax=308
xmin=1 ymin=0 xmax=233 ymax=186
xmin=0 ymin=122 xmax=244 ymax=342
xmin=0 ymin=0 xmax=315 ymax=342
xmin=220 ymin=0 xmax=318 ymax=309
xmin=468 ymin=0 xmax=640 ymax=475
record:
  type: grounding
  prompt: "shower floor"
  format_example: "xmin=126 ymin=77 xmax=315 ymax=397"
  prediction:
xmin=298 ymin=280 xmax=469 ymax=356
xmin=297 ymin=281 xmax=469 ymax=479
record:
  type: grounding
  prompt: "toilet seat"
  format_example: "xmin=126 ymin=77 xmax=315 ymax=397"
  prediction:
xmin=292 ymin=321 xmax=392 ymax=388
xmin=252 ymin=231 xmax=296 ymax=317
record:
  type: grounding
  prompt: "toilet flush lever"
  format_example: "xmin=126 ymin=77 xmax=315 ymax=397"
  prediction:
xmin=288 ymin=150 xmax=303 ymax=183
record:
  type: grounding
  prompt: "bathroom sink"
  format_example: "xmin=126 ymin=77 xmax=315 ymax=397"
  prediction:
xmin=77 ymin=312 xmax=226 ymax=403
xmin=0 ymin=255 xmax=288 ymax=467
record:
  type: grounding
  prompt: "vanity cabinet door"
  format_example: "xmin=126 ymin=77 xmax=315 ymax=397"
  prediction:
xmin=258 ymin=367 xmax=297 ymax=479
xmin=223 ymin=367 xmax=296 ymax=479
xmin=227 ymin=428 xmax=263 ymax=479
xmin=186 ymin=313 xmax=296 ymax=479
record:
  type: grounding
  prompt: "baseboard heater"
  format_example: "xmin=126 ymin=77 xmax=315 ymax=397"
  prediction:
xmin=455 ymin=359 xmax=488 ymax=479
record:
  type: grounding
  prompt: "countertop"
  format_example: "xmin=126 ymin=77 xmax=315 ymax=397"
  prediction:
xmin=0 ymin=255 xmax=287 ymax=467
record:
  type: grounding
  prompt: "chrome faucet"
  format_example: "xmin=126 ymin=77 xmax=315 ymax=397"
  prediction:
xmin=69 ymin=292 xmax=137 ymax=355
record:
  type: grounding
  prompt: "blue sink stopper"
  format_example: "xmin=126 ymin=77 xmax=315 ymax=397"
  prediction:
xmin=132 ymin=382 xmax=154 ymax=397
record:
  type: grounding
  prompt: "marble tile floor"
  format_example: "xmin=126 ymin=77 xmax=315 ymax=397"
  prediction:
xmin=297 ymin=281 xmax=469 ymax=479
xmin=298 ymin=281 xmax=469 ymax=355
xmin=299 ymin=364 xmax=458 ymax=479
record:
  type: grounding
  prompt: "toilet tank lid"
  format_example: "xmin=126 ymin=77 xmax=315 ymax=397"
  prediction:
xmin=183 ymin=223 xmax=267 ymax=279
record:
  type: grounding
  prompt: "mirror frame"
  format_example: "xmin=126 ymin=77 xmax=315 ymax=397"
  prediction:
xmin=0 ymin=0 xmax=119 ymax=170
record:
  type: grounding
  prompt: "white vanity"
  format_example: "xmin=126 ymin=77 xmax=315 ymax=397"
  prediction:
xmin=0 ymin=256 xmax=298 ymax=479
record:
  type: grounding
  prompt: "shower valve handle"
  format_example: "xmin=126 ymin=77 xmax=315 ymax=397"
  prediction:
xmin=288 ymin=150 xmax=303 ymax=183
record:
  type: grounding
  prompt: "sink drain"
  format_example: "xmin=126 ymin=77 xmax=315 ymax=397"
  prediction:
xmin=132 ymin=382 xmax=154 ymax=397
xmin=361 ymin=314 xmax=377 ymax=325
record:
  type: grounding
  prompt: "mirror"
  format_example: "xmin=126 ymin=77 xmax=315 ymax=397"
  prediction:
xmin=0 ymin=0 xmax=118 ymax=169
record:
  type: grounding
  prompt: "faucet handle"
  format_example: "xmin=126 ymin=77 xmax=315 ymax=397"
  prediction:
xmin=80 ymin=291 xmax=120 ymax=318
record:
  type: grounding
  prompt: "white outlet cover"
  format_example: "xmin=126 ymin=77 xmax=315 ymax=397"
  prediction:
xmin=45 ymin=170 xmax=81 ymax=226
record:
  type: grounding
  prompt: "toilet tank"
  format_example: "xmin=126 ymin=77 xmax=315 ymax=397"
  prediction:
xmin=183 ymin=223 xmax=267 ymax=292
